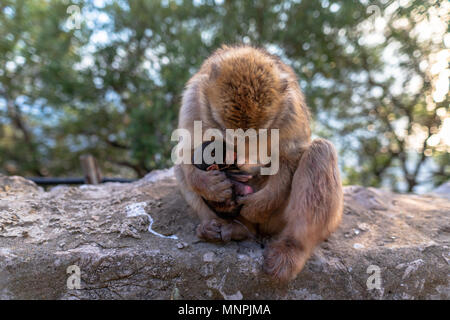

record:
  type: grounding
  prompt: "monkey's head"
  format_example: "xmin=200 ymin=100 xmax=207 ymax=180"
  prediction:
xmin=204 ymin=47 xmax=288 ymax=131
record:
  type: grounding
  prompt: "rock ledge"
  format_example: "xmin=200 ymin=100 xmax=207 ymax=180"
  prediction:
xmin=0 ymin=170 xmax=448 ymax=299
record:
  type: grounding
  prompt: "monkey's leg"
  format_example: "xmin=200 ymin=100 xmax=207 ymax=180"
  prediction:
xmin=263 ymin=139 xmax=343 ymax=282
xmin=175 ymin=165 xmax=250 ymax=242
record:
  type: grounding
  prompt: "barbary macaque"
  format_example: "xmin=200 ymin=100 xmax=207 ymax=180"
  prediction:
xmin=174 ymin=45 xmax=343 ymax=282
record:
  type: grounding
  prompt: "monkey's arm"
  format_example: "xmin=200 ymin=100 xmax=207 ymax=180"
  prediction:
xmin=237 ymin=162 xmax=293 ymax=224
xmin=176 ymin=164 xmax=252 ymax=242
xmin=177 ymin=79 xmax=233 ymax=203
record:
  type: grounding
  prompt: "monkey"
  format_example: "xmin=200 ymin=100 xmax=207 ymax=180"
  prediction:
xmin=174 ymin=45 xmax=343 ymax=282
xmin=192 ymin=140 xmax=254 ymax=220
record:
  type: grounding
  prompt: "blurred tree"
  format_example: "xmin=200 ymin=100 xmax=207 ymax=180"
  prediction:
xmin=299 ymin=0 xmax=450 ymax=192
xmin=0 ymin=0 xmax=448 ymax=192
xmin=0 ymin=0 xmax=95 ymax=176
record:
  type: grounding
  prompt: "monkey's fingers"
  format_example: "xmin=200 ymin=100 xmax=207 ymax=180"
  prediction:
xmin=208 ymin=170 xmax=230 ymax=183
xmin=206 ymin=164 xmax=220 ymax=171
xmin=196 ymin=219 xmax=236 ymax=243
xmin=235 ymin=195 xmax=250 ymax=205
xmin=219 ymin=223 xmax=233 ymax=242
xmin=196 ymin=220 xmax=222 ymax=242
xmin=206 ymin=172 xmax=234 ymax=202
xmin=227 ymin=173 xmax=252 ymax=182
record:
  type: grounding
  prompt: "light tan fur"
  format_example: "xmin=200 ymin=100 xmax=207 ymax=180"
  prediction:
xmin=175 ymin=45 xmax=343 ymax=281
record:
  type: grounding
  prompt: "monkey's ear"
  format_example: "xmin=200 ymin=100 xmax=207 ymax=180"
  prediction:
xmin=210 ymin=63 xmax=220 ymax=80
xmin=279 ymin=72 xmax=290 ymax=92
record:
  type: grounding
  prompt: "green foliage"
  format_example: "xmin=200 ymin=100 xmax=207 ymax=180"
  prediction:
xmin=0 ymin=0 xmax=448 ymax=192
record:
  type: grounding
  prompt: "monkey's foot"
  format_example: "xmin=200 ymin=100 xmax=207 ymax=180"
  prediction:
xmin=196 ymin=219 xmax=223 ymax=242
xmin=263 ymin=239 xmax=307 ymax=282
xmin=196 ymin=219 xmax=250 ymax=243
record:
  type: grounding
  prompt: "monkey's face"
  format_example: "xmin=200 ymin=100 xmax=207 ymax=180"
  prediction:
xmin=205 ymin=51 xmax=287 ymax=131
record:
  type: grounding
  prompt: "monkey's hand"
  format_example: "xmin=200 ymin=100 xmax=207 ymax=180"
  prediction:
xmin=236 ymin=165 xmax=292 ymax=224
xmin=189 ymin=166 xmax=233 ymax=202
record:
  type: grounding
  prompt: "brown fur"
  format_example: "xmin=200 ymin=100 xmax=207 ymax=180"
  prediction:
xmin=175 ymin=45 xmax=343 ymax=282
xmin=205 ymin=47 xmax=285 ymax=129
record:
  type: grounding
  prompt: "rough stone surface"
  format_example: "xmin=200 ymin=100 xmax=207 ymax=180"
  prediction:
xmin=0 ymin=169 xmax=448 ymax=300
xmin=429 ymin=182 xmax=450 ymax=199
